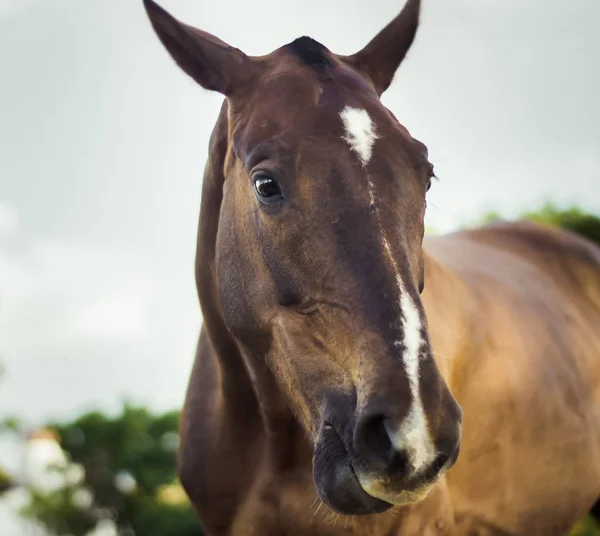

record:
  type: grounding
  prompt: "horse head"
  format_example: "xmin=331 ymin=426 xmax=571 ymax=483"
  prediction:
xmin=144 ymin=0 xmax=462 ymax=515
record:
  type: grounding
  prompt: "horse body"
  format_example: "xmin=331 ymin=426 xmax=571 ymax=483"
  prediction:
xmin=142 ymin=0 xmax=600 ymax=533
xmin=424 ymin=222 xmax=600 ymax=534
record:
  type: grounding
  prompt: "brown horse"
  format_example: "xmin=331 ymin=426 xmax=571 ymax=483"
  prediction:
xmin=143 ymin=0 xmax=600 ymax=534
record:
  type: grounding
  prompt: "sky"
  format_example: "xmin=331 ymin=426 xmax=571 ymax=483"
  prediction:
xmin=0 ymin=0 xmax=599 ymax=471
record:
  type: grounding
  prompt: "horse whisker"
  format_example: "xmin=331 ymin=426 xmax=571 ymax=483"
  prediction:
xmin=432 ymin=350 xmax=453 ymax=361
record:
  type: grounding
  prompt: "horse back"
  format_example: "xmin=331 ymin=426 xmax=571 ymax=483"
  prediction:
xmin=462 ymin=219 xmax=600 ymax=306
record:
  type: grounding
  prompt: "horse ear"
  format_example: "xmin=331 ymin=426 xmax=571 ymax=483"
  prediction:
xmin=143 ymin=0 xmax=258 ymax=96
xmin=345 ymin=0 xmax=420 ymax=96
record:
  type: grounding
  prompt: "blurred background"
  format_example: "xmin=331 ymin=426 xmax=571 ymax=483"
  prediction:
xmin=0 ymin=0 xmax=598 ymax=534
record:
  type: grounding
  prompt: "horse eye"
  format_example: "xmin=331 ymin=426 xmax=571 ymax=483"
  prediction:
xmin=426 ymin=179 xmax=432 ymax=192
xmin=253 ymin=174 xmax=282 ymax=204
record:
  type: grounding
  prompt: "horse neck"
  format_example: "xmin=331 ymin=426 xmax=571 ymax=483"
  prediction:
xmin=421 ymin=245 xmax=474 ymax=386
xmin=196 ymin=230 xmax=298 ymax=461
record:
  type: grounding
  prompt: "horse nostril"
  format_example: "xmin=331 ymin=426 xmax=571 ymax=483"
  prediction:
xmin=354 ymin=413 xmax=410 ymax=474
xmin=418 ymin=449 xmax=453 ymax=483
xmin=433 ymin=451 xmax=450 ymax=471
xmin=356 ymin=414 xmax=391 ymax=460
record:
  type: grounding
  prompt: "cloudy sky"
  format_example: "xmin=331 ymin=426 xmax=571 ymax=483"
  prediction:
xmin=0 ymin=0 xmax=599 ymax=438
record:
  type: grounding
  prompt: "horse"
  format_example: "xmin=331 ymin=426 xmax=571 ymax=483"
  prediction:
xmin=142 ymin=0 xmax=600 ymax=534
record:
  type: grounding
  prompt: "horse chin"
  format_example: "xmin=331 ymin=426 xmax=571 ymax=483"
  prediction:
xmin=356 ymin=477 xmax=434 ymax=507
xmin=312 ymin=425 xmax=392 ymax=515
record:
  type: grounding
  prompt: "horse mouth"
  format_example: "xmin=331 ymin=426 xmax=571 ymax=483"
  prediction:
xmin=356 ymin=475 xmax=435 ymax=507
xmin=312 ymin=424 xmax=392 ymax=515
xmin=312 ymin=423 xmax=447 ymax=515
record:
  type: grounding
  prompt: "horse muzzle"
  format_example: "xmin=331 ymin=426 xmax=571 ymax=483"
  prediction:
xmin=312 ymin=402 xmax=461 ymax=515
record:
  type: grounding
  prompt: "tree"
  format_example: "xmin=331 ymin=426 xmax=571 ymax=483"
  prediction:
xmin=0 ymin=362 xmax=17 ymax=497
xmin=19 ymin=403 xmax=203 ymax=536
xmin=521 ymin=203 xmax=600 ymax=245
xmin=477 ymin=202 xmax=600 ymax=247
xmin=0 ymin=465 xmax=14 ymax=496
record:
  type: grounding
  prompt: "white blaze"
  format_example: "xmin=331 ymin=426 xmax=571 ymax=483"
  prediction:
xmin=340 ymin=106 xmax=435 ymax=472
xmin=340 ymin=106 xmax=378 ymax=167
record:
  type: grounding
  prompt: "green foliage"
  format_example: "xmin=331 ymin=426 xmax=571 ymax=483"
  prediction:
xmin=478 ymin=210 xmax=504 ymax=225
xmin=571 ymin=516 xmax=600 ymax=536
xmin=0 ymin=361 xmax=18 ymax=498
xmin=520 ymin=203 xmax=600 ymax=245
xmin=0 ymin=465 xmax=14 ymax=496
xmin=21 ymin=403 xmax=203 ymax=536
xmin=477 ymin=202 xmax=600 ymax=247
xmin=21 ymin=485 xmax=98 ymax=535
xmin=1 ymin=416 xmax=22 ymax=434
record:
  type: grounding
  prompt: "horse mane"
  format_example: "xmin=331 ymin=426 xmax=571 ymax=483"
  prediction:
xmin=286 ymin=36 xmax=333 ymax=76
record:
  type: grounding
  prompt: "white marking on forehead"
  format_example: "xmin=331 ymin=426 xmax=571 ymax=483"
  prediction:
xmin=340 ymin=106 xmax=378 ymax=167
